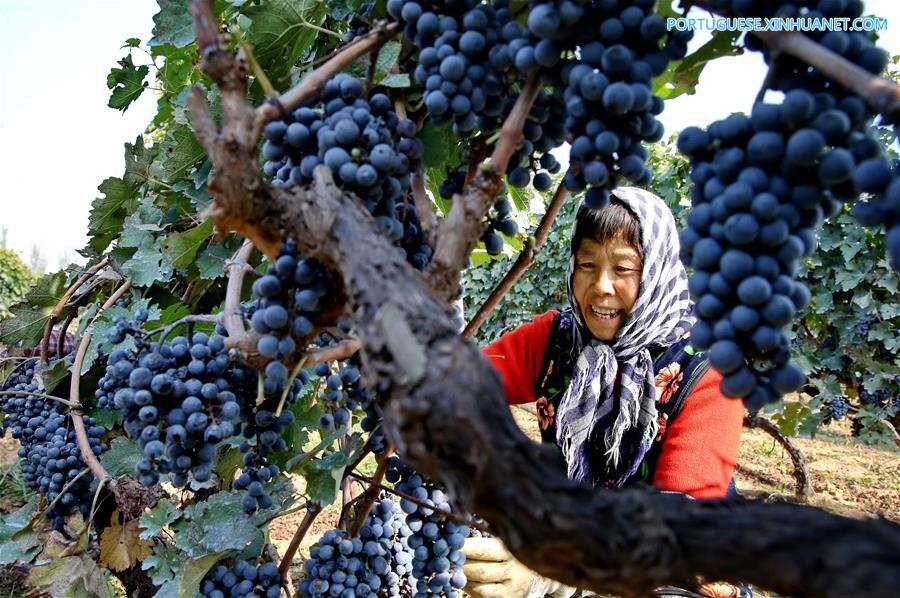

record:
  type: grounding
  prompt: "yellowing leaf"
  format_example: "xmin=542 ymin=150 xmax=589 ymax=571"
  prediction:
xmin=99 ymin=510 xmax=154 ymax=572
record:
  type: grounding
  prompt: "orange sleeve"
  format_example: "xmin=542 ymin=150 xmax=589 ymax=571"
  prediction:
xmin=652 ymin=367 xmax=744 ymax=498
xmin=481 ymin=310 xmax=558 ymax=405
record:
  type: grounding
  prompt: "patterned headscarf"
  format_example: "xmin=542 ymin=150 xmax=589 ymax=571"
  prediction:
xmin=555 ymin=187 xmax=694 ymax=486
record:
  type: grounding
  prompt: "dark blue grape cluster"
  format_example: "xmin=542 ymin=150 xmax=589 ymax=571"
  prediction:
xmin=500 ymin=88 xmax=568 ymax=192
xmin=524 ymin=0 xmax=690 ymax=204
xmin=1 ymin=360 xmax=105 ymax=530
xmin=98 ymin=328 xmax=251 ymax=488
xmin=859 ymin=387 xmax=897 ymax=408
xmin=261 ymin=74 xmax=433 ymax=272
xmin=342 ymin=2 xmax=374 ymax=44
xmin=480 ymin=197 xmax=518 ymax=256
xmin=389 ymin=0 xmax=524 ymax=138
xmin=300 ymin=495 xmax=414 ymax=597
xmin=251 ymin=238 xmax=333 ymax=384
xmin=387 ymin=457 xmax=469 ymax=596
xmin=822 ymin=394 xmax=849 ymax=425
xmin=677 ymin=105 xmax=831 ymax=408
xmin=706 ymin=1 xmax=899 ymax=271
xmin=201 ymin=559 xmax=282 ymax=598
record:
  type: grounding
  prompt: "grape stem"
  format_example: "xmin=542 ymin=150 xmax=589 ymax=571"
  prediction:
xmin=275 ymin=355 xmax=309 ymax=418
xmin=464 ymin=181 xmax=570 ymax=339
xmin=426 ymin=73 xmax=543 ymax=303
xmin=347 ymin=472 xmax=491 ymax=533
xmin=0 ymin=390 xmax=80 ymax=409
xmin=687 ymin=0 xmax=900 ymax=124
xmin=32 ymin=466 xmax=92 ymax=524
xmin=279 ymin=502 xmax=321 ymax=582
xmin=69 ymin=280 xmax=133 ymax=484
xmin=348 ymin=448 xmax=393 ymax=537
xmin=57 ymin=312 xmax=77 ymax=360
xmin=40 ymin=257 xmax=111 ymax=365
xmin=232 ymin=27 xmax=278 ymax=98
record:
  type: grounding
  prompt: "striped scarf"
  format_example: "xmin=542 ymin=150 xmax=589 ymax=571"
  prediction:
xmin=555 ymin=187 xmax=695 ymax=486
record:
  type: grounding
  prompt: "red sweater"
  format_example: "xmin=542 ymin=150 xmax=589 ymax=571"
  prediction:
xmin=483 ymin=310 xmax=743 ymax=499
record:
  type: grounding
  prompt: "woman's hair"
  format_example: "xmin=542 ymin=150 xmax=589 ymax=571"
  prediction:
xmin=571 ymin=198 xmax=643 ymax=259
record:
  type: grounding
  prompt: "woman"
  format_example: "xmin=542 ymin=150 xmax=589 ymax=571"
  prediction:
xmin=463 ymin=187 xmax=746 ymax=598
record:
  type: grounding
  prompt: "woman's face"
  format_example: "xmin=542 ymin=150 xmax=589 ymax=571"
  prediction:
xmin=572 ymin=236 xmax=642 ymax=341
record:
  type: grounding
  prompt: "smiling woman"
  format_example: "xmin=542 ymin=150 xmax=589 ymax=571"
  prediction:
xmin=474 ymin=187 xmax=746 ymax=596
xmin=571 ymin=201 xmax=644 ymax=341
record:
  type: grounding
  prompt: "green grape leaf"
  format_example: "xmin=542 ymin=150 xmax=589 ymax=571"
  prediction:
xmin=120 ymin=197 xmax=164 ymax=248
xmin=149 ymin=0 xmax=196 ymax=49
xmin=300 ymin=434 xmax=365 ymax=506
xmin=106 ymin=54 xmax=150 ymax=111
xmin=378 ymin=73 xmax=411 ymax=88
xmin=179 ymin=551 xmax=230 ymax=598
xmin=0 ymin=498 xmax=41 ymax=566
xmin=196 ymin=239 xmax=239 ymax=280
xmin=152 ymin=125 xmax=206 ymax=184
xmin=173 ymin=492 xmax=261 ymax=557
xmin=162 ymin=219 xmax=215 ymax=270
xmin=245 ymin=0 xmax=326 ymax=85
xmin=37 ymin=359 xmax=70 ymax=393
xmin=87 ymin=176 xmax=139 ymax=253
xmin=0 ymin=271 xmax=69 ymax=348
xmin=419 ymin=123 xmax=461 ymax=169
xmin=139 ymin=500 xmax=182 ymax=540
xmin=87 ymin=407 xmax=122 ymax=429
xmin=122 ymin=238 xmax=175 ymax=287
xmin=99 ymin=436 xmax=145 ymax=478
xmin=324 ymin=0 xmax=356 ymax=20
xmin=654 ymin=30 xmax=741 ymax=99
xmin=142 ymin=542 xmax=181 ymax=586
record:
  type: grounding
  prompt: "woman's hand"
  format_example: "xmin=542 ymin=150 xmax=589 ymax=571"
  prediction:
xmin=461 ymin=537 xmax=577 ymax=598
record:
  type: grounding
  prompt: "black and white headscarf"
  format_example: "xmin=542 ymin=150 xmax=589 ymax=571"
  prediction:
xmin=555 ymin=187 xmax=695 ymax=486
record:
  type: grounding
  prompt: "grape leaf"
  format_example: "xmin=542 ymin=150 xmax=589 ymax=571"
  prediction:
xmin=163 ymin=219 xmax=215 ymax=269
xmin=654 ymin=30 xmax=741 ymax=100
xmin=0 ymin=498 xmax=41 ymax=566
xmin=420 ymin=123 xmax=461 ymax=169
xmin=100 ymin=510 xmax=154 ymax=571
xmin=87 ymin=407 xmax=122 ymax=429
xmin=149 ymin=0 xmax=196 ymax=49
xmin=172 ymin=492 xmax=261 ymax=557
xmin=139 ymin=499 xmax=182 ymax=540
xmin=378 ymin=73 xmax=411 ymax=88
xmin=37 ymin=359 xmax=69 ymax=393
xmin=300 ymin=434 xmax=364 ymax=506
xmin=107 ymin=54 xmax=150 ymax=111
xmin=0 ymin=271 xmax=69 ymax=348
xmin=324 ymin=0 xmax=360 ymax=21
xmin=120 ymin=198 xmax=164 ymax=248
xmin=142 ymin=542 xmax=181 ymax=586
xmin=245 ymin=0 xmax=326 ymax=84
xmin=152 ymin=125 xmax=206 ymax=184
xmin=99 ymin=436 xmax=145 ymax=478
xmin=122 ymin=238 xmax=175 ymax=287
xmin=87 ymin=176 xmax=139 ymax=253
xmin=196 ymin=240 xmax=238 ymax=280
xmin=27 ymin=554 xmax=111 ymax=598
xmin=179 ymin=551 xmax=230 ymax=598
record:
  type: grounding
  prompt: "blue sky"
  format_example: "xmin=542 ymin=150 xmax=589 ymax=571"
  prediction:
xmin=1 ymin=0 xmax=898 ymax=269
